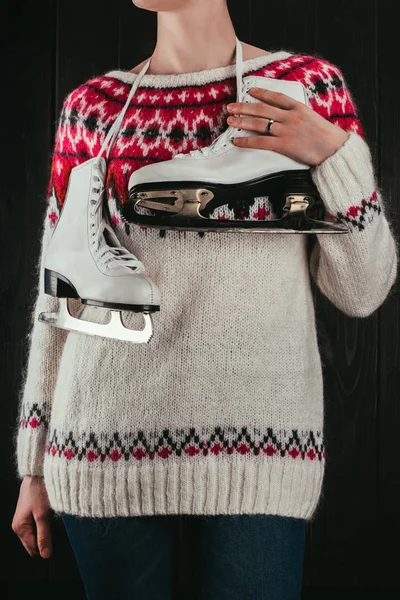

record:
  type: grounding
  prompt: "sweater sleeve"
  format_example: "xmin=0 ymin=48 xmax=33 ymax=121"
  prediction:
xmin=15 ymin=86 xmax=90 ymax=478
xmin=307 ymin=61 xmax=399 ymax=317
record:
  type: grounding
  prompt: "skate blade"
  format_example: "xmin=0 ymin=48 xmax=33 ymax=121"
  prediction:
xmin=122 ymin=215 xmax=348 ymax=234
xmin=125 ymin=223 xmax=347 ymax=234
xmin=38 ymin=297 xmax=153 ymax=343
xmin=127 ymin=189 xmax=348 ymax=234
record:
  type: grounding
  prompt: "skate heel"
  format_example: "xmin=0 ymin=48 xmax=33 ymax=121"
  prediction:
xmin=267 ymin=169 xmax=325 ymax=225
xmin=282 ymin=170 xmax=326 ymax=223
xmin=44 ymin=269 xmax=79 ymax=298
xmin=281 ymin=169 xmax=318 ymax=197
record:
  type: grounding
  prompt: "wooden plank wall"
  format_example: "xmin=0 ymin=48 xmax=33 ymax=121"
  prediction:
xmin=2 ymin=0 xmax=399 ymax=597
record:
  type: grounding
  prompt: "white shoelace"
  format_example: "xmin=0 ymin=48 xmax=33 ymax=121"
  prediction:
xmin=91 ymin=182 xmax=146 ymax=273
xmin=174 ymin=124 xmax=236 ymax=159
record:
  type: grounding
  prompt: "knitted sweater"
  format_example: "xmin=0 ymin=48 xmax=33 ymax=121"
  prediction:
xmin=16 ymin=50 xmax=398 ymax=520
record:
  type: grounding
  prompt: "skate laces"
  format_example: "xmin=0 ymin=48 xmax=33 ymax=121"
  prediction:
xmin=91 ymin=183 xmax=146 ymax=273
xmin=173 ymin=123 xmax=235 ymax=160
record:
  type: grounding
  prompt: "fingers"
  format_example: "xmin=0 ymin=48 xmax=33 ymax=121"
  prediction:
xmin=228 ymin=115 xmax=282 ymax=136
xmin=228 ymin=101 xmax=286 ymax=123
xmin=233 ymin=133 xmax=285 ymax=154
xmin=12 ymin=513 xmax=39 ymax=557
xmin=12 ymin=475 xmax=53 ymax=559
xmin=12 ymin=511 xmax=53 ymax=558
xmin=249 ymin=87 xmax=299 ymax=110
xmin=35 ymin=511 xmax=52 ymax=559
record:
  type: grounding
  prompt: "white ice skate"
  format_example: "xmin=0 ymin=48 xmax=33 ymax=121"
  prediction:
xmin=124 ymin=36 xmax=348 ymax=235
xmin=38 ymin=80 xmax=162 ymax=343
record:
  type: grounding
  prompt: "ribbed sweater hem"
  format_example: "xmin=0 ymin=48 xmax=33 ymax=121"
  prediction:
xmin=43 ymin=454 xmax=325 ymax=520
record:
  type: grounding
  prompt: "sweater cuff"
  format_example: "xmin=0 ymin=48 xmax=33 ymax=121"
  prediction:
xmin=310 ymin=131 xmax=379 ymax=223
xmin=15 ymin=404 xmax=50 ymax=479
xmin=16 ymin=426 xmax=47 ymax=478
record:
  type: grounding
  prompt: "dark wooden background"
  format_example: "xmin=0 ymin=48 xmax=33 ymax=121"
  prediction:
xmin=2 ymin=0 xmax=399 ymax=598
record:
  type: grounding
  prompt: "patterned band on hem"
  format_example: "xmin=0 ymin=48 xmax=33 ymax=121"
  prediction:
xmin=43 ymin=425 xmax=325 ymax=463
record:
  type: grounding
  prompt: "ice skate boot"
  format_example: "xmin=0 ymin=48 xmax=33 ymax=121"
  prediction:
xmin=39 ymin=158 xmax=160 ymax=344
xmin=123 ymin=36 xmax=348 ymax=235
xmin=39 ymin=60 xmax=167 ymax=343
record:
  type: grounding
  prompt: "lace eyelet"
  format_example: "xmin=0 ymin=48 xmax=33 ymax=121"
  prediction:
xmin=237 ymin=128 xmax=242 ymax=132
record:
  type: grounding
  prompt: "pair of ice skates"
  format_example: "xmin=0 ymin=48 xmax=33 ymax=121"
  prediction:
xmin=39 ymin=37 xmax=348 ymax=344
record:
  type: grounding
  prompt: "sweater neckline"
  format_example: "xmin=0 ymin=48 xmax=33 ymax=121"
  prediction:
xmin=105 ymin=50 xmax=294 ymax=88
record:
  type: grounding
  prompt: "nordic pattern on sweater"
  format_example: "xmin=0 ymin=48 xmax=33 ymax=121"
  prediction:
xmin=48 ymin=54 xmax=365 ymax=223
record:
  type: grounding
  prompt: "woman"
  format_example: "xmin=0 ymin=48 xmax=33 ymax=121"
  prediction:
xmin=12 ymin=0 xmax=398 ymax=599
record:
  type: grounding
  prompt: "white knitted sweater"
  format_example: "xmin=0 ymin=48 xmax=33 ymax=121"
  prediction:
xmin=15 ymin=50 xmax=399 ymax=520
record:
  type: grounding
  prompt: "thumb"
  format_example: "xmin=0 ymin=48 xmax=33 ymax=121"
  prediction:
xmin=34 ymin=512 xmax=53 ymax=559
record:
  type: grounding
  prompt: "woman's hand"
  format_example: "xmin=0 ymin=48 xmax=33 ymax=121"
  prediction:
xmin=226 ymin=87 xmax=350 ymax=167
xmin=12 ymin=475 xmax=53 ymax=558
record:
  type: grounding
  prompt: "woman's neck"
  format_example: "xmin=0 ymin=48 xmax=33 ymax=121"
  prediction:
xmin=131 ymin=0 xmax=244 ymax=76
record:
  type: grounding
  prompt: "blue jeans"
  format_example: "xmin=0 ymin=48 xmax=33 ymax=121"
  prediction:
xmin=61 ymin=513 xmax=306 ymax=600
